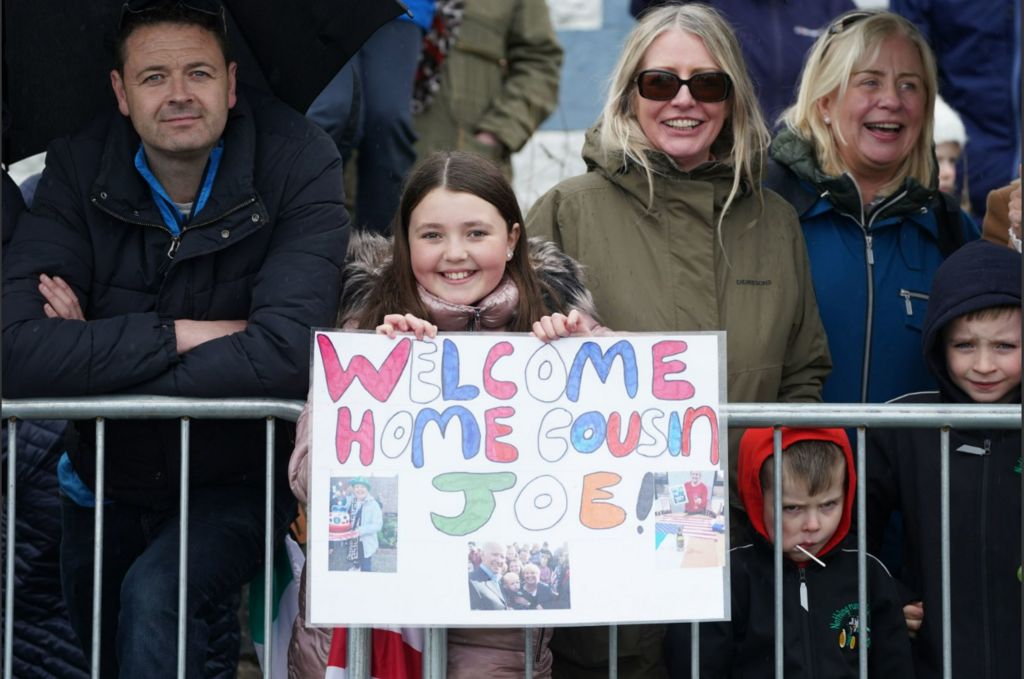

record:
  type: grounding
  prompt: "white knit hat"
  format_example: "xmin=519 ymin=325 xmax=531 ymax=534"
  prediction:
xmin=933 ymin=95 xmax=967 ymax=146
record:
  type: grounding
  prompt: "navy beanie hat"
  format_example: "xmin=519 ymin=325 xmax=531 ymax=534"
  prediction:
xmin=922 ymin=240 xmax=1021 ymax=396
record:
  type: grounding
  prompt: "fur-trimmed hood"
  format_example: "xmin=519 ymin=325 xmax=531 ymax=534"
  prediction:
xmin=337 ymin=230 xmax=600 ymax=329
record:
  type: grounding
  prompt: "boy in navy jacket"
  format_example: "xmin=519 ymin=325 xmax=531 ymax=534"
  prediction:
xmin=866 ymin=240 xmax=1021 ymax=679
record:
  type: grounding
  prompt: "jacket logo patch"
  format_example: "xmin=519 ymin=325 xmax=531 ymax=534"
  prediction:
xmin=735 ymin=279 xmax=772 ymax=287
xmin=830 ymin=603 xmax=869 ymax=650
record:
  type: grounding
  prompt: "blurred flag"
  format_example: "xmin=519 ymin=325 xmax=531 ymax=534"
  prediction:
xmin=250 ymin=535 xmax=304 ymax=678
xmin=325 ymin=626 xmax=423 ymax=679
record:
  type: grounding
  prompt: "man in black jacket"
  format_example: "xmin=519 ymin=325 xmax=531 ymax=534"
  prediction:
xmin=1 ymin=1 xmax=348 ymax=676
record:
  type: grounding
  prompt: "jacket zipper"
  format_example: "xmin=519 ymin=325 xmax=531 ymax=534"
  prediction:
xmin=835 ymin=181 xmax=909 ymax=402
xmin=467 ymin=309 xmax=482 ymax=332
xmin=168 ymin=196 xmax=258 ymax=260
xmin=898 ymin=288 xmax=929 ymax=315
xmin=92 ymin=195 xmax=257 ymax=261
xmin=797 ymin=568 xmax=816 ymax=675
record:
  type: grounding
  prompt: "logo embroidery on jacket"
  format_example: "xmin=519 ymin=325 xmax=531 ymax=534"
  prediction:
xmin=830 ymin=603 xmax=869 ymax=650
xmin=735 ymin=279 xmax=772 ymax=287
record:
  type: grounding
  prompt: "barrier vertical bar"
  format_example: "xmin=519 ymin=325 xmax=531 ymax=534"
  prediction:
xmin=176 ymin=418 xmax=191 ymax=679
xmin=524 ymin=628 xmax=534 ymax=679
xmin=772 ymin=428 xmax=783 ymax=679
xmin=422 ymin=626 xmax=446 ymax=679
xmin=92 ymin=418 xmax=106 ymax=679
xmin=347 ymin=627 xmax=371 ymax=678
xmin=939 ymin=427 xmax=952 ymax=679
xmin=608 ymin=624 xmax=618 ymax=679
xmin=690 ymin=622 xmax=700 ymax=678
xmin=4 ymin=419 xmax=18 ymax=679
xmin=856 ymin=427 xmax=867 ymax=678
xmin=264 ymin=417 xmax=275 ymax=677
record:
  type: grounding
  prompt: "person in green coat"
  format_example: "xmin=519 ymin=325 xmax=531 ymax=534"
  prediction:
xmin=526 ymin=5 xmax=831 ymax=678
xmin=413 ymin=0 xmax=563 ymax=178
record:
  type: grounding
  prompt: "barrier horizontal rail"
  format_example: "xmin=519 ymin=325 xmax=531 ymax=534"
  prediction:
xmin=4 ymin=398 xmax=1020 ymax=679
xmin=4 ymin=398 xmax=1016 ymax=427
xmin=2 ymin=396 xmax=304 ymax=422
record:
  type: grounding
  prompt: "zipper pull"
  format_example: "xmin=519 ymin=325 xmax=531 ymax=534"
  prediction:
xmin=799 ymin=570 xmax=809 ymax=611
xmin=865 ymin=233 xmax=875 ymax=265
xmin=167 ymin=236 xmax=181 ymax=259
xmin=900 ymin=289 xmax=913 ymax=315
xmin=956 ymin=438 xmax=992 ymax=456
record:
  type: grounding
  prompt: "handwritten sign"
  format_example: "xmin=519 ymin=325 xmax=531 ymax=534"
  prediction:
xmin=307 ymin=331 xmax=729 ymax=626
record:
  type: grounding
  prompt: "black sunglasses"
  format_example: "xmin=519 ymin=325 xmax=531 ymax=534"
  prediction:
xmin=119 ymin=0 xmax=226 ymax=33
xmin=635 ymin=70 xmax=732 ymax=103
xmin=821 ymin=10 xmax=877 ymax=57
xmin=827 ymin=10 xmax=874 ymax=36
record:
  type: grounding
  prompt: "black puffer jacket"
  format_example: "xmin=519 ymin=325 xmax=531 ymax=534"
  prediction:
xmin=1 ymin=86 xmax=348 ymax=508
xmin=2 ymin=419 xmax=89 ymax=679
xmin=866 ymin=240 xmax=1021 ymax=679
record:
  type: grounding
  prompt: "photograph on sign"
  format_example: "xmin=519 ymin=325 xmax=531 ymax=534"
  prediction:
xmin=466 ymin=540 xmax=571 ymax=611
xmin=653 ymin=470 xmax=726 ymax=570
xmin=306 ymin=332 xmax=729 ymax=627
xmin=326 ymin=475 xmax=397 ymax=573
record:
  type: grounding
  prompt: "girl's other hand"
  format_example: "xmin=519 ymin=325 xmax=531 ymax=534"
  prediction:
xmin=532 ymin=309 xmax=592 ymax=342
xmin=376 ymin=313 xmax=438 ymax=340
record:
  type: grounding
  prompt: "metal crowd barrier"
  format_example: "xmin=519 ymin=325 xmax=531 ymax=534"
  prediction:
xmin=3 ymin=399 xmax=1019 ymax=679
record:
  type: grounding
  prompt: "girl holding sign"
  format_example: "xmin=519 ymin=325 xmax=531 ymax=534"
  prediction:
xmin=288 ymin=151 xmax=604 ymax=678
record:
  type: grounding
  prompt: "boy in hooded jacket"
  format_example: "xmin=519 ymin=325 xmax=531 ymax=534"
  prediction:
xmin=697 ymin=427 xmax=913 ymax=677
xmin=866 ymin=239 xmax=1021 ymax=679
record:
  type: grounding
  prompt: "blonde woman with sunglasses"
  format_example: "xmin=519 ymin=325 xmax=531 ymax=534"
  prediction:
xmin=527 ymin=5 xmax=831 ymax=678
xmin=768 ymin=9 xmax=980 ymax=406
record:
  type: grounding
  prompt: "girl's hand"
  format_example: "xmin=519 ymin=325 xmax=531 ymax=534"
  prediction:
xmin=903 ymin=601 xmax=924 ymax=638
xmin=39 ymin=274 xmax=85 ymax=320
xmin=376 ymin=313 xmax=438 ymax=340
xmin=532 ymin=310 xmax=592 ymax=342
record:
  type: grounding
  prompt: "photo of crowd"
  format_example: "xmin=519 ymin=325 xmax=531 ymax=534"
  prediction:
xmin=466 ymin=541 xmax=571 ymax=611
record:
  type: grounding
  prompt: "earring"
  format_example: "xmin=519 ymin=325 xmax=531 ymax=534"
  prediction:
xmin=823 ymin=114 xmax=831 ymax=125
xmin=506 ymin=250 xmax=513 ymax=261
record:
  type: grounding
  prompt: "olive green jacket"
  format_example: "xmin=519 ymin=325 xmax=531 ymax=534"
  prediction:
xmin=526 ymin=130 xmax=830 ymax=679
xmin=527 ymin=130 xmax=830 ymax=405
xmin=413 ymin=0 xmax=563 ymax=174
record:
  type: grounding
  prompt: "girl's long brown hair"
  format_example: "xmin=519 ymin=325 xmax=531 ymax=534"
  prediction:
xmin=352 ymin=151 xmax=554 ymax=331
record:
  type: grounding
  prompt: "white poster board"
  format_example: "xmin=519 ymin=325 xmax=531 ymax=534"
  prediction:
xmin=307 ymin=331 xmax=729 ymax=626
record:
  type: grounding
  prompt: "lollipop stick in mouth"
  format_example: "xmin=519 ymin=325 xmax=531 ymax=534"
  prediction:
xmin=796 ymin=545 xmax=826 ymax=567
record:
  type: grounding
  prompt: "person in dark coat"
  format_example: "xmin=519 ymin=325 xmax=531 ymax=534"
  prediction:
xmin=468 ymin=541 xmax=509 ymax=611
xmin=866 ymin=240 xmax=1021 ymax=679
xmin=890 ymin=0 xmax=1021 ymax=223
xmin=0 ymin=2 xmax=348 ymax=677
xmin=694 ymin=427 xmax=913 ymax=678
xmin=3 ymin=168 xmax=88 ymax=678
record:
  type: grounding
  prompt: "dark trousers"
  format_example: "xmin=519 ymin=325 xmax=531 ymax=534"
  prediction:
xmin=306 ymin=19 xmax=424 ymax=235
xmin=60 ymin=485 xmax=291 ymax=679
